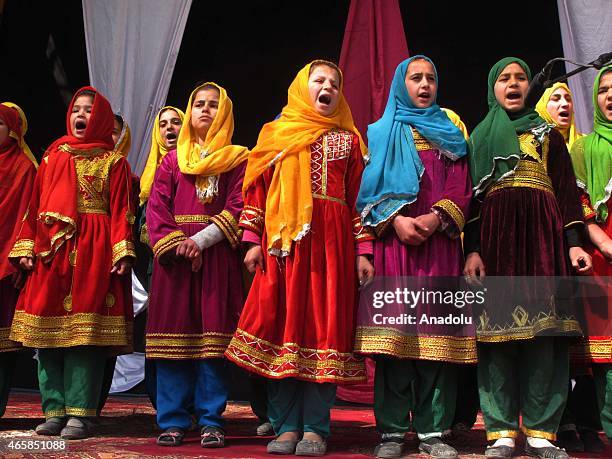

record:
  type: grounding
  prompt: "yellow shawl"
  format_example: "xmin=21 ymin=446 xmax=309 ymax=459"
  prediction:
xmin=243 ymin=61 xmax=366 ymax=257
xmin=176 ymin=82 xmax=249 ymax=203
xmin=1 ymin=102 xmax=38 ymax=168
xmin=114 ymin=114 xmax=131 ymax=157
xmin=441 ymin=107 xmax=469 ymax=140
xmin=535 ymin=82 xmax=584 ymax=149
xmin=139 ymin=106 xmax=185 ymax=205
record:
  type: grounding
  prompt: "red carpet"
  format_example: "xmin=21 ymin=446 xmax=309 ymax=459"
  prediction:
xmin=0 ymin=391 xmax=609 ymax=458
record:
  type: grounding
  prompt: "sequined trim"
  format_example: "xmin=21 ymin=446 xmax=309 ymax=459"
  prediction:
xmin=486 ymin=430 xmax=520 ymax=440
xmin=9 ymin=310 xmax=132 ymax=348
xmin=111 ymin=239 xmax=136 ymax=265
xmin=58 ymin=143 xmax=106 ymax=157
xmin=65 ymin=407 xmax=98 ymax=417
xmin=411 ymin=127 xmax=434 ymax=151
xmin=174 ymin=214 xmax=211 ymax=224
xmin=487 ymin=160 xmax=554 ymax=197
xmin=569 ymin=337 xmax=612 ymax=363
xmin=352 ymin=216 xmax=375 ymax=242
xmin=432 ymin=199 xmax=465 ymax=232
xmin=45 ymin=409 xmax=66 ymax=419
xmin=521 ymin=427 xmax=556 ymax=440
xmin=153 ymin=230 xmax=186 ymax=258
xmin=476 ymin=307 xmax=581 ymax=342
xmin=354 ymin=327 xmax=477 ymax=363
xmin=73 ymin=150 xmax=123 ymax=214
xmin=0 ymin=328 xmax=21 ymax=352
xmin=312 ymin=193 xmax=347 ymax=206
xmin=240 ymin=205 xmax=264 ymax=235
xmin=8 ymin=239 xmax=35 ymax=258
xmin=225 ymin=329 xmax=366 ymax=383
xmin=211 ymin=210 xmax=241 ymax=249
xmin=146 ymin=332 xmax=233 ymax=359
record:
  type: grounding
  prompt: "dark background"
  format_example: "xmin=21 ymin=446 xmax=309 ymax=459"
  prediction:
xmin=1 ymin=0 xmax=565 ymax=163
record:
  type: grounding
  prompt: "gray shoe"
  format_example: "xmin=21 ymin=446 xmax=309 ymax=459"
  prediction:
xmin=295 ymin=439 xmax=327 ymax=456
xmin=257 ymin=421 xmax=274 ymax=436
xmin=35 ymin=417 xmax=65 ymax=436
xmin=374 ymin=439 xmax=403 ymax=458
xmin=418 ymin=437 xmax=458 ymax=458
xmin=60 ymin=417 xmax=90 ymax=440
xmin=267 ymin=439 xmax=299 ymax=455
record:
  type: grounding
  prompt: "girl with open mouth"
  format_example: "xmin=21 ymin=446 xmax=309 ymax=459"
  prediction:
xmin=464 ymin=57 xmax=592 ymax=459
xmin=536 ymin=82 xmax=584 ymax=150
xmin=225 ymin=60 xmax=374 ymax=457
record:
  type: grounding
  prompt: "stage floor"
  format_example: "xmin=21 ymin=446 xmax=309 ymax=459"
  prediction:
xmin=0 ymin=391 xmax=609 ymax=458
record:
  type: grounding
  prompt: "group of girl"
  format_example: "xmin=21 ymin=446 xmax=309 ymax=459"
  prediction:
xmin=0 ymin=55 xmax=610 ymax=459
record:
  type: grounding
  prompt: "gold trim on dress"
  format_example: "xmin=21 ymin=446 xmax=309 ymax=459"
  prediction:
xmin=354 ymin=327 xmax=477 ymax=363
xmin=487 ymin=159 xmax=554 ymax=197
xmin=240 ymin=206 xmax=264 ymax=235
xmin=59 ymin=143 xmax=106 ymax=157
xmin=63 ymin=295 xmax=73 ymax=312
xmin=65 ymin=407 xmax=98 ymax=417
xmin=45 ymin=409 xmax=67 ymax=419
xmin=432 ymin=199 xmax=465 ymax=231
xmin=111 ymin=239 xmax=136 ymax=265
xmin=225 ymin=329 xmax=366 ymax=383
xmin=69 ymin=250 xmax=77 ymax=267
xmin=174 ymin=214 xmax=211 ymax=224
xmin=312 ymin=193 xmax=347 ymax=206
xmin=521 ymin=427 xmax=556 ymax=441
xmin=9 ymin=310 xmax=131 ymax=348
xmin=0 ymin=328 xmax=21 ymax=352
xmin=146 ymin=332 xmax=233 ymax=359
xmin=211 ymin=210 xmax=241 ymax=249
xmin=8 ymin=239 xmax=35 ymax=258
xmin=486 ymin=430 xmax=520 ymax=440
xmin=153 ymin=230 xmax=186 ymax=258
xmin=411 ymin=127 xmax=434 ymax=151
xmin=105 ymin=293 xmax=115 ymax=308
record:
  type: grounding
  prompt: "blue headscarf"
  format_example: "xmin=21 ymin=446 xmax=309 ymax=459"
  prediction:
xmin=356 ymin=55 xmax=467 ymax=229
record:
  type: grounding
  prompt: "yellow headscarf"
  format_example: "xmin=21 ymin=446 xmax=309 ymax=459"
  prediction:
xmin=114 ymin=114 xmax=131 ymax=157
xmin=441 ymin=107 xmax=469 ymax=140
xmin=535 ymin=82 xmax=584 ymax=149
xmin=1 ymin=102 xmax=38 ymax=168
xmin=176 ymin=82 xmax=249 ymax=203
xmin=139 ymin=106 xmax=185 ymax=205
xmin=243 ymin=60 xmax=366 ymax=257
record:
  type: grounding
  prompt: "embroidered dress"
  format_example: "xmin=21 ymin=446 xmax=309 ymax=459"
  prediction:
xmin=225 ymin=130 xmax=372 ymax=383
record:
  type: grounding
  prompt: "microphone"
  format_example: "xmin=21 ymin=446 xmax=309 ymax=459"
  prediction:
xmin=524 ymin=59 xmax=558 ymax=108
xmin=525 ymin=52 xmax=612 ymax=108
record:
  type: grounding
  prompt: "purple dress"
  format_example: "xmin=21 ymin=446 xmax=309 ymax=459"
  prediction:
xmin=354 ymin=128 xmax=477 ymax=363
xmin=145 ymin=150 xmax=245 ymax=359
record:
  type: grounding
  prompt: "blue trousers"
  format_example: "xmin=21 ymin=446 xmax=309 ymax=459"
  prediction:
xmin=156 ymin=358 xmax=228 ymax=430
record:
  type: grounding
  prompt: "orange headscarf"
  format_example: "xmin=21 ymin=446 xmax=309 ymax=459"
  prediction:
xmin=243 ymin=61 xmax=366 ymax=257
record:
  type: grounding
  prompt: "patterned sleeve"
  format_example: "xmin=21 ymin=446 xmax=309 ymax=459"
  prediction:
xmin=109 ymin=157 xmax=137 ymax=265
xmin=431 ymin=156 xmax=472 ymax=239
xmin=209 ymin=162 xmax=245 ymax=249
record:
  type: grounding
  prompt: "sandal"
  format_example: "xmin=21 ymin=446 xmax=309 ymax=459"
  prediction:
xmin=200 ymin=425 xmax=225 ymax=448
xmin=156 ymin=427 xmax=185 ymax=446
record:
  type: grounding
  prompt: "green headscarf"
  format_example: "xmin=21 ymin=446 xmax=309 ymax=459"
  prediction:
xmin=469 ymin=57 xmax=545 ymax=197
xmin=570 ymin=66 xmax=612 ymax=222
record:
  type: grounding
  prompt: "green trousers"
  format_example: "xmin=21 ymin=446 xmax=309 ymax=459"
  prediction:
xmin=267 ymin=379 xmax=336 ymax=438
xmin=477 ymin=337 xmax=568 ymax=441
xmin=374 ymin=357 xmax=457 ymax=437
xmin=593 ymin=363 xmax=612 ymax=438
xmin=38 ymin=347 xmax=106 ymax=419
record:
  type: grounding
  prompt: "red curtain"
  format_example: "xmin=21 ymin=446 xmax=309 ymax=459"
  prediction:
xmin=337 ymin=0 xmax=408 ymax=404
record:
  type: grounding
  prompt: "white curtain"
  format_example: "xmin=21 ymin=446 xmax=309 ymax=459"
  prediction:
xmin=82 ymin=0 xmax=191 ymax=173
xmin=557 ymin=0 xmax=612 ymax=133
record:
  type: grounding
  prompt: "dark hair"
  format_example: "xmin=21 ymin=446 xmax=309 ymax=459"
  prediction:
xmin=191 ymin=83 xmax=220 ymax=106
xmin=113 ymin=114 xmax=124 ymax=129
xmin=309 ymin=60 xmax=342 ymax=85
xmin=75 ymin=89 xmax=96 ymax=100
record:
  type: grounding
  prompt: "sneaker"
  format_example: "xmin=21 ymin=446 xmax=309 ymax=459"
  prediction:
xmin=524 ymin=443 xmax=570 ymax=459
xmin=484 ymin=444 xmax=514 ymax=458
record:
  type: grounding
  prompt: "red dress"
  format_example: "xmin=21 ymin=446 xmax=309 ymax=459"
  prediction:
xmin=225 ymin=130 xmax=373 ymax=384
xmin=570 ymin=195 xmax=612 ymax=364
xmin=0 ymin=106 xmax=37 ymax=353
xmin=8 ymin=146 xmax=135 ymax=351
